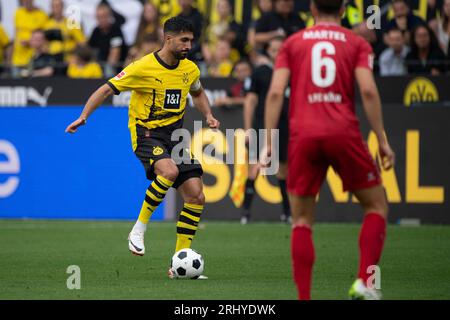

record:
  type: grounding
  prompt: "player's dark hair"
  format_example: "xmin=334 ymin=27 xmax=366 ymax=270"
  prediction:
xmin=313 ymin=0 xmax=344 ymax=15
xmin=163 ymin=17 xmax=194 ymax=35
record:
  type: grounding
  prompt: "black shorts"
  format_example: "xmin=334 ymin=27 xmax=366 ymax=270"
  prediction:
xmin=250 ymin=113 xmax=288 ymax=163
xmin=134 ymin=125 xmax=203 ymax=189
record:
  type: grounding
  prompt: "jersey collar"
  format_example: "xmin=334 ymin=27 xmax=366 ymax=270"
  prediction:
xmin=154 ymin=51 xmax=180 ymax=70
xmin=315 ymin=21 xmax=341 ymax=27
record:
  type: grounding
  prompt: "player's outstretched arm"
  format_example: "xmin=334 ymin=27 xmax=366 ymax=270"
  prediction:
xmin=65 ymin=84 xmax=114 ymax=134
xmin=190 ymin=88 xmax=220 ymax=130
xmin=264 ymin=68 xmax=290 ymax=157
xmin=355 ymin=68 xmax=395 ymax=170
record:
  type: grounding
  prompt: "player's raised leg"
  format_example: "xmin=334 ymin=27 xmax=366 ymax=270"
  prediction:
xmin=349 ymin=185 xmax=388 ymax=300
xmin=128 ymin=159 xmax=178 ymax=256
xmin=290 ymin=195 xmax=316 ymax=300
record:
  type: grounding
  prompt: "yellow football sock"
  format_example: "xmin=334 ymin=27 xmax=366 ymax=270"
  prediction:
xmin=175 ymin=203 xmax=204 ymax=252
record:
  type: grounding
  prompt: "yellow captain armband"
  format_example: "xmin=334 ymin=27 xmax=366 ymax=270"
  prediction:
xmin=190 ymin=79 xmax=202 ymax=93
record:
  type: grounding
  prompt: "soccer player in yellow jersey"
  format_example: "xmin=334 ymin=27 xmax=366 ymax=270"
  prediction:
xmin=13 ymin=0 xmax=48 ymax=68
xmin=65 ymin=17 xmax=220 ymax=278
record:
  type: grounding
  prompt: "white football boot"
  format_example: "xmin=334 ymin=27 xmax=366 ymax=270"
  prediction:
xmin=167 ymin=268 xmax=208 ymax=280
xmin=348 ymin=279 xmax=382 ymax=300
xmin=168 ymin=268 xmax=176 ymax=279
xmin=128 ymin=229 xmax=145 ymax=256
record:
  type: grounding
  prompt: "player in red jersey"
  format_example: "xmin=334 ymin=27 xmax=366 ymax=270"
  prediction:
xmin=263 ymin=0 xmax=395 ymax=300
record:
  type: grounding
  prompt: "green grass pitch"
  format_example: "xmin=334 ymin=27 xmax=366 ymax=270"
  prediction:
xmin=0 ymin=220 xmax=449 ymax=300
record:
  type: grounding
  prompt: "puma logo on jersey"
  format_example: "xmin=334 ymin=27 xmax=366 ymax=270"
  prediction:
xmin=154 ymin=77 xmax=163 ymax=84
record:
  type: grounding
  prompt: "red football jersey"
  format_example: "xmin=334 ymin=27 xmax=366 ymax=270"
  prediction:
xmin=275 ymin=22 xmax=374 ymax=138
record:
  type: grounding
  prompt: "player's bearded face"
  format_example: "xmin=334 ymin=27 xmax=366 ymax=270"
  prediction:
xmin=169 ymin=32 xmax=193 ymax=60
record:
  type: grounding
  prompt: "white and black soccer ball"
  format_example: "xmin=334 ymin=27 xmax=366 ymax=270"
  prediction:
xmin=170 ymin=248 xmax=204 ymax=279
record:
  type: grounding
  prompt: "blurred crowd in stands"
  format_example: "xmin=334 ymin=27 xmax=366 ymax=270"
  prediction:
xmin=0 ymin=0 xmax=449 ymax=82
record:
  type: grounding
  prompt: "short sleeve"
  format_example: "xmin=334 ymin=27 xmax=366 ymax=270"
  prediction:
xmin=356 ymin=38 xmax=374 ymax=71
xmin=275 ymin=39 xmax=291 ymax=70
xmin=107 ymin=60 xmax=143 ymax=94
xmin=110 ymin=26 xmax=124 ymax=48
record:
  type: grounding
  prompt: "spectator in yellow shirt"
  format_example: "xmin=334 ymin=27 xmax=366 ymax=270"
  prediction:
xmin=12 ymin=0 xmax=48 ymax=71
xmin=67 ymin=46 xmax=103 ymax=79
xmin=0 ymin=24 xmax=12 ymax=72
xmin=19 ymin=29 xmax=56 ymax=78
xmin=203 ymin=0 xmax=245 ymax=63
xmin=214 ymin=59 xmax=253 ymax=108
xmin=207 ymin=38 xmax=234 ymax=77
xmin=44 ymin=0 xmax=86 ymax=62
xmin=152 ymin=0 xmax=181 ymax=25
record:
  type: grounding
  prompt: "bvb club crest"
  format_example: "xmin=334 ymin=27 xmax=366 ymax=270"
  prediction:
xmin=153 ymin=146 xmax=164 ymax=156
xmin=182 ymin=72 xmax=189 ymax=84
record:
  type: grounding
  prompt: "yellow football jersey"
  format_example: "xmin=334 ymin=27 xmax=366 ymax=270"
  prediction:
xmin=151 ymin=0 xmax=181 ymax=25
xmin=67 ymin=62 xmax=103 ymax=79
xmin=44 ymin=17 xmax=86 ymax=59
xmin=108 ymin=52 xmax=201 ymax=151
xmin=209 ymin=60 xmax=233 ymax=77
xmin=0 ymin=24 xmax=10 ymax=64
xmin=13 ymin=7 xmax=48 ymax=66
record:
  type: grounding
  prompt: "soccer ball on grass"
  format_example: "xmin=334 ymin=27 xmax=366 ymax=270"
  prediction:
xmin=170 ymin=248 xmax=204 ymax=279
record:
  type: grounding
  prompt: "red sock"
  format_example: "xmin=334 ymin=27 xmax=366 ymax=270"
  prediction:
xmin=358 ymin=213 xmax=386 ymax=283
xmin=291 ymin=225 xmax=315 ymax=300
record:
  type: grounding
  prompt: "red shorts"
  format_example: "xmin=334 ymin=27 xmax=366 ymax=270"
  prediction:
xmin=287 ymin=135 xmax=381 ymax=196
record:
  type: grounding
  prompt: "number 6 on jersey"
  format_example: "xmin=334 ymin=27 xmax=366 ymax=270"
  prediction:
xmin=312 ymin=41 xmax=336 ymax=88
